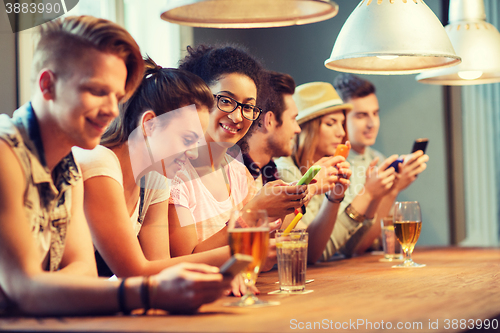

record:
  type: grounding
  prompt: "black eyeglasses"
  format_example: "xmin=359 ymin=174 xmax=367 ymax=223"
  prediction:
xmin=213 ymin=94 xmax=262 ymax=121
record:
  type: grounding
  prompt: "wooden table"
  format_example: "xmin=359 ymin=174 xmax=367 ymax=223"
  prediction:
xmin=1 ymin=247 xmax=500 ymax=332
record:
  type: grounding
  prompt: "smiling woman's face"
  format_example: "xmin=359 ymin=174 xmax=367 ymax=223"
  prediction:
xmin=206 ymin=73 xmax=257 ymax=147
xmin=145 ymin=105 xmax=209 ymax=179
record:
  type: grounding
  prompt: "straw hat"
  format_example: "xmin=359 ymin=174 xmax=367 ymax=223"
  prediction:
xmin=294 ymin=81 xmax=352 ymax=125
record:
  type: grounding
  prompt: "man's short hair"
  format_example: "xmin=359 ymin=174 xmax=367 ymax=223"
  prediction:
xmin=333 ymin=73 xmax=375 ymax=102
xmin=252 ymin=70 xmax=295 ymax=130
xmin=32 ymin=15 xmax=143 ymax=100
xmin=237 ymin=71 xmax=295 ymax=152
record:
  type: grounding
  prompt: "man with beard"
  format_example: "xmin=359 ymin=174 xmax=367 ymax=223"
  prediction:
xmin=239 ymin=71 xmax=301 ymax=190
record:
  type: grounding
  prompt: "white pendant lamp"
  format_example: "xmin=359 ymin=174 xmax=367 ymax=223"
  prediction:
xmin=324 ymin=0 xmax=461 ymax=75
xmin=416 ymin=0 xmax=500 ymax=85
xmin=160 ymin=0 xmax=339 ymax=29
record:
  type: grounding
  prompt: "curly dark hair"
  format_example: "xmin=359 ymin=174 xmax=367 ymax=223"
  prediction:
xmin=333 ymin=73 xmax=375 ymax=102
xmin=179 ymin=44 xmax=264 ymax=95
xmin=101 ymin=56 xmax=214 ymax=148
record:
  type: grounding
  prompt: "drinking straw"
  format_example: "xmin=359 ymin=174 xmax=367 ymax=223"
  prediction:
xmin=284 ymin=209 xmax=303 ymax=234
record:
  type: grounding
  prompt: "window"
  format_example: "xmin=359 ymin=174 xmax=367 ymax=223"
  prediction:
xmin=17 ymin=0 xmax=190 ymax=104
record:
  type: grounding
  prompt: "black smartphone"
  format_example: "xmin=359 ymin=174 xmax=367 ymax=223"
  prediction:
xmin=411 ymin=138 xmax=429 ymax=154
xmin=219 ymin=254 xmax=253 ymax=278
xmin=387 ymin=139 xmax=429 ymax=172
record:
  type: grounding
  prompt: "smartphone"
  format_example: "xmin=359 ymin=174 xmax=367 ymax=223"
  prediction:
xmin=411 ymin=138 xmax=429 ymax=154
xmin=387 ymin=157 xmax=404 ymax=173
xmin=219 ymin=254 xmax=253 ymax=278
xmin=387 ymin=138 xmax=429 ymax=172
xmin=297 ymin=165 xmax=321 ymax=185
xmin=334 ymin=144 xmax=349 ymax=159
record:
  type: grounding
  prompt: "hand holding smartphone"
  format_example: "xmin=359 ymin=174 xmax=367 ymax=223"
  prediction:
xmin=297 ymin=165 xmax=321 ymax=185
xmin=295 ymin=165 xmax=321 ymax=215
xmin=386 ymin=138 xmax=429 ymax=172
xmin=411 ymin=138 xmax=428 ymax=154
xmin=334 ymin=144 xmax=349 ymax=159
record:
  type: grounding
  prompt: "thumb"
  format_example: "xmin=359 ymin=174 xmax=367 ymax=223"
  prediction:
xmin=368 ymin=157 xmax=379 ymax=169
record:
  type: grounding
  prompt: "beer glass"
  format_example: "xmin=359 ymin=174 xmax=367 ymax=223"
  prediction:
xmin=392 ymin=201 xmax=425 ymax=268
xmin=226 ymin=208 xmax=273 ymax=307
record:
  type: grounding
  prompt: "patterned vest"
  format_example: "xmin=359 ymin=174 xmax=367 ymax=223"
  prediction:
xmin=0 ymin=103 xmax=81 ymax=271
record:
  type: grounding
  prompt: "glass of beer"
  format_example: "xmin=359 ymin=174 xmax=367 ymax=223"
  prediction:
xmin=226 ymin=208 xmax=272 ymax=307
xmin=392 ymin=201 xmax=425 ymax=268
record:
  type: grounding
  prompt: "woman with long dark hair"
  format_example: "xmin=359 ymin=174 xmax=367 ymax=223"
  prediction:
xmin=73 ymin=57 xmax=232 ymax=278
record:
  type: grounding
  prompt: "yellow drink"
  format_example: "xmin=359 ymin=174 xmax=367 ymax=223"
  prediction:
xmin=394 ymin=221 xmax=422 ymax=254
xmin=228 ymin=228 xmax=269 ymax=286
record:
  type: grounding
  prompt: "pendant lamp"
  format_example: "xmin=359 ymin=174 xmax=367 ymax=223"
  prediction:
xmin=324 ymin=0 xmax=461 ymax=75
xmin=160 ymin=0 xmax=339 ymax=29
xmin=416 ymin=0 xmax=500 ymax=85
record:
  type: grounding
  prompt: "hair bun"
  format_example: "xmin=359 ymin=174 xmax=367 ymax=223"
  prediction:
xmin=144 ymin=56 xmax=163 ymax=78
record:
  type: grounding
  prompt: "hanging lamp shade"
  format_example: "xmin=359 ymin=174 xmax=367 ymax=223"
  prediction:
xmin=416 ymin=0 xmax=500 ymax=85
xmin=160 ymin=0 xmax=339 ymax=29
xmin=324 ymin=0 xmax=461 ymax=75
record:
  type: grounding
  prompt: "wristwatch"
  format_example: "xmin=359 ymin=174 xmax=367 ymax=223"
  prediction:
xmin=345 ymin=204 xmax=366 ymax=223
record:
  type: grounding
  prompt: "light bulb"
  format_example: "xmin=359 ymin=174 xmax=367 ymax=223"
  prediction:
xmin=458 ymin=71 xmax=483 ymax=80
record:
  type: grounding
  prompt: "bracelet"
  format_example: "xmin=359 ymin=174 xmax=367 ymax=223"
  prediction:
xmin=345 ymin=204 xmax=366 ymax=223
xmin=325 ymin=193 xmax=344 ymax=204
xmin=141 ymin=276 xmax=151 ymax=315
xmin=118 ymin=278 xmax=130 ymax=315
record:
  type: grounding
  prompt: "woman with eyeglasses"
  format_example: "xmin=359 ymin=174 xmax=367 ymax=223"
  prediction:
xmin=168 ymin=45 xmax=308 ymax=267
xmin=72 ymin=57 xmax=234 ymax=284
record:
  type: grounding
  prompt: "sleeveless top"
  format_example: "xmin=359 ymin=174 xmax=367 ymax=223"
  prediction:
xmin=0 ymin=103 xmax=81 ymax=271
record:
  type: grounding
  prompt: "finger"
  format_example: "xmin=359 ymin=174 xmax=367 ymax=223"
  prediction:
xmin=338 ymin=168 xmax=352 ymax=179
xmin=315 ymin=156 xmax=336 ymax=167
xmin=250 ymin=284 xmax=260 ymax=295
xmin=416 ymin=154 xmax=429 ymax=165
xmin=337 ymin=161 xmax=351 ymax=169
xmin=280 ymin=192 xmax=307 ymax=202
xmin=179 ymin=262 xmax=220 ymax=274
xmin=403 ymin=151 xmax=422 ymax=165
xmin=408 ymin=163 xmax=427 ymax=177
xmin=283 ymin=186 xmax=308 ymax=196
xmin=269 ymin=219 xmax=282 ymax=232
xmin=403 ymin=155 xmax=429 ymax=174
xmin=369 ymin=157 xmax=380 ymax=169
xmin=379 ymin=155 xmax=399 ymax=170
xmin=379 ymin=166 xmax=396 ymax=178
xmin=329 ymin=155 xmax=345 ymax=166
xmin=231 ymin=284 xmax=241 ymax=297
xmin=338 ymin=178 xmax=350 ymax=186
xmin=381 ymin=174 xmax=396 ymax=186
xmin=266 ymin=179 xmax=287 ymax=187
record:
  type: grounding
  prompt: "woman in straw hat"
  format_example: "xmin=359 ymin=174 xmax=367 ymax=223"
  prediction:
xmin=275 ymin=82 xmax=397 ymax=261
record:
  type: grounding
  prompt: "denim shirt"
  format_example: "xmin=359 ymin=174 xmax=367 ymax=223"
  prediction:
xmin=0 ymin=103 xmax=81 ymax=271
